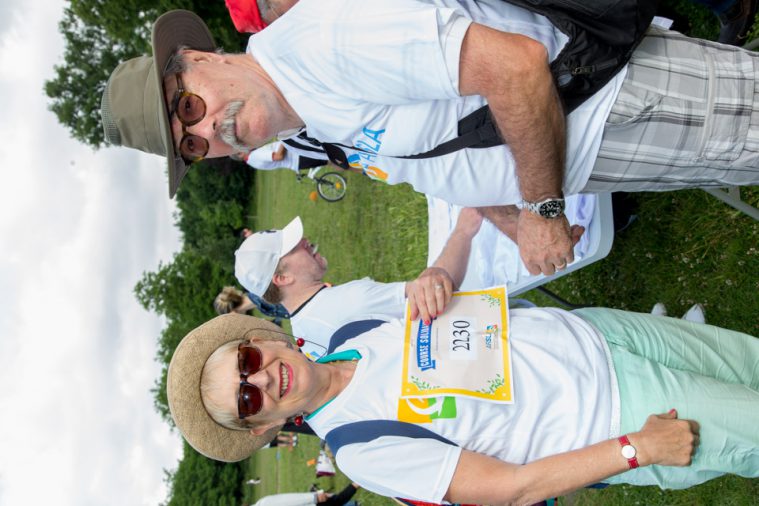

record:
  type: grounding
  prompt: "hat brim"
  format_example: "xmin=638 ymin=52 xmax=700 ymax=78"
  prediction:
xmin=151 ymin=10 xmax=217 ymax=198
xmin=167 ymin=314 xmax=289 ymax=462
xmin=280 ymin=216 xmax=304 ymax=256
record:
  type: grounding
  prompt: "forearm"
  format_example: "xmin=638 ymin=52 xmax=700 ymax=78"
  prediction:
xmin=446 ymin=440 xmax=629 ymax=506
xmin=459 ymin=24 xmax=565 ymax=202
xmin=477 ymin=205 xmax=520 ymax=244
xmin=431 ymin=222 xmax=479 ymax=289
xmin=446 ymin=411 xmax=697 ymax=505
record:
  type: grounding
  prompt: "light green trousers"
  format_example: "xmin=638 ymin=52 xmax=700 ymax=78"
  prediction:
xmin=574 ymin=308 xmax=759 ymax=488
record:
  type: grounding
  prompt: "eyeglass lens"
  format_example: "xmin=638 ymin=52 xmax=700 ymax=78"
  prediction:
xmin=238 ymin=344 xmax=264 ymax=419
xmin=173 ymin=74 xmax=209 ymax=163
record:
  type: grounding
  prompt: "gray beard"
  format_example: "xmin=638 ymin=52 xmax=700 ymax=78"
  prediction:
xmin=220 ymin=101 xmax=254 ymax=153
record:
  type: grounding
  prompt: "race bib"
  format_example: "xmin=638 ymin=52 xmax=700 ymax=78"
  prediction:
xmin=400 ymin=286 xmax=513 ymax=404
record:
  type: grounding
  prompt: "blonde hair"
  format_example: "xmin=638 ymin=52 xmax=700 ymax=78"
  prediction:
xmin=200 ymin=331 xmax=292 ymax=431
xmin=214 ymin=286 xmax=246 ymax=315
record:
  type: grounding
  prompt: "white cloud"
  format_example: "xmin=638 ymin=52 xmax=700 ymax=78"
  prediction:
xmin=0 ymin=1 xmax=185 ymax=505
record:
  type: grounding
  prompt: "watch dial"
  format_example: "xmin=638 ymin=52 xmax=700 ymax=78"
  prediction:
xmin=540 ymin=201 xmax=563 ymax=218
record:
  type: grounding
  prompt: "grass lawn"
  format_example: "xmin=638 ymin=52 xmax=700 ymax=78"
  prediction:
xmin=243 ymin=168 xmax=759 ymax=506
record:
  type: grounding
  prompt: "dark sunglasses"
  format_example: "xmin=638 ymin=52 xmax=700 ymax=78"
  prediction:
xmin=237 ymin=343 xmax=265 ymax=419
xmin=170 ymin=73 xmax=209 ymax=165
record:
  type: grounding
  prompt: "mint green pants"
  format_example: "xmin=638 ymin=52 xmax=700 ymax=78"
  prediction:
xmin=574 ymin=308 xmax=759 ymax=488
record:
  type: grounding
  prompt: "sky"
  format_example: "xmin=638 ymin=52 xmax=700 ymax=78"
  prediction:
xmin=0 ymin=1 xmax=185 ymax=505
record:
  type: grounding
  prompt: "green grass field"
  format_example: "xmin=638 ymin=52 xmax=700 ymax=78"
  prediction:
xmin=243 ymin=169 xmax=759 ymax=506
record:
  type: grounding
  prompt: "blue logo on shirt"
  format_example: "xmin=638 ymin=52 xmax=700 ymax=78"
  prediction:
xmin=416 ymin=320 xmax=436 ymax=370
xmin=347 ymin=127 xmax=388 ymax=181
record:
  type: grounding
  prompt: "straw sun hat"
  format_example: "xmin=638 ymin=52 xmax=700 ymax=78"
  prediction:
xmin=167 ymin=313 xmax=291 ymax=462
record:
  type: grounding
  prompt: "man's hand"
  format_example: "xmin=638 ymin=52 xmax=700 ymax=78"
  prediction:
xmin=631 ymin=409 xmax=699 ymax=467
xmin=517 ymin=211 xmax=583 ymax=275
xmin=406 ymin=267 xmax=454 ymax=323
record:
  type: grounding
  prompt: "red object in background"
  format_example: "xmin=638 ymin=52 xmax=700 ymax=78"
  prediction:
xmin=225 ymin=0 xmax=268 ymax=33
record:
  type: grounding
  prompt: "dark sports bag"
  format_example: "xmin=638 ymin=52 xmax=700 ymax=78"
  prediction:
xmin=297 ymin=0 xmax=660 ymax=168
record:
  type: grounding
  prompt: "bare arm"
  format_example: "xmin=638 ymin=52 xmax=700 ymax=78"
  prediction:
xmin=459 ymin=23 xmax=575 ymax=275
xmin=445 ymin=410 xmax=699 ymax=505
xmin=406 ymin=208 xmax=483 ymax=322
xmin=430 ymin=208 xmax=483 ymax=289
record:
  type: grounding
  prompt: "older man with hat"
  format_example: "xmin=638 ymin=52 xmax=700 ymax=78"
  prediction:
xmin=234 ymin=212 xmax=482 ymax=361
xmin=101 ymin=2 xmax=759 ymax=279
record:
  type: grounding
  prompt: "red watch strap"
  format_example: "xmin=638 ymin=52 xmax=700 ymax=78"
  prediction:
xmin=618 ymin=435 xmax=640 ymax=469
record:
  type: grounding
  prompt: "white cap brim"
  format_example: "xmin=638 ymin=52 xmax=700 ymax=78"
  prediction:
xmin=280 ymin=216 xmax=303 ymax=257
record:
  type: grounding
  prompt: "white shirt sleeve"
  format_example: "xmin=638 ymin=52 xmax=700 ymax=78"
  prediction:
xmin=336 ymin=436 xmax=462 ymax=503
xmin=260 ymin=0 xmax=471 ymax=104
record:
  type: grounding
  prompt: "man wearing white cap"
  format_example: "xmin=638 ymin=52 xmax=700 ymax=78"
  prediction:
xmin=235 ymin=213 xmax=482 ymax=361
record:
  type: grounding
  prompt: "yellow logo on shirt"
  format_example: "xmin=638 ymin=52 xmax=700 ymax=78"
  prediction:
xmin=397 ymin=396 xmax=457 ymax=423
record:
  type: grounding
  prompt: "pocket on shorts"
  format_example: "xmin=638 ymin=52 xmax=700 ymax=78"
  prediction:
xmin=604 ymin=83 xmax=663 ymax=127
xmin=622 ymin=30 xmax=753 ymax=163
xmin=697 ymin=53 xmax=752 ymax=163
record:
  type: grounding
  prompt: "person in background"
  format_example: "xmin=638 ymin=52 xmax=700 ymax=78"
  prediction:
xmin=214 ymin=286 xmax=256 ymax=315
xmin=249 ymin=483 xmax=360 ymax=506
xmin=234 ymin=212 xmax=482 ymax=360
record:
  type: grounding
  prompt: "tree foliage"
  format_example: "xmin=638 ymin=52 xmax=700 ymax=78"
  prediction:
xmin=134 ymin=160 xmax=254 ymax=422
xmin=161 ymin=441 xmax=244 ymax=506
xmin=46 ymin=0 xmax=248 ymax=148
xmin=175 ymin=161 xmax=255 ymax=269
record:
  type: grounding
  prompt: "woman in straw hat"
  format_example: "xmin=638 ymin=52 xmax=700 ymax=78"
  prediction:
xmin=168 ymin=311 xmax=759 ymax=505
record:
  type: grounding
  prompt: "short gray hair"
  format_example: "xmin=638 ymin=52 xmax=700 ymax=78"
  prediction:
xmin=162 ymin=45 xmax=227 ymax=77
xmin=162 ymin=45 xmax=190 ymax=77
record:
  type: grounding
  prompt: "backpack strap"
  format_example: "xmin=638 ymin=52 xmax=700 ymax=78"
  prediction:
xmin=325 ymin=420 xmax=456 ymax=456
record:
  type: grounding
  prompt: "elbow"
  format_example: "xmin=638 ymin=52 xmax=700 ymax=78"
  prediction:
xmin=510 ymin=35 xmax=550 ymax=82
xmin=505 ymin=468 xmax=551 ymax=506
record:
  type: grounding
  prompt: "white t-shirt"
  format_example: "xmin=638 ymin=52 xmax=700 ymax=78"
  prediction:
xmin=307 ymin=310 xmax=620 ymax=503
xmin=247 ymin=0 xmax=625 ymax=206
xmin=291 ymin=279 xmax=407 ymax=360
xmin=245 ymin=142 xmax=300 ymax=172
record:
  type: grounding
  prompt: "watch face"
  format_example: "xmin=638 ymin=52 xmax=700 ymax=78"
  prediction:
xmin=539 ymin=200 xmax=564 ymax=218
xmin=621 ymin=444 xmax=637 ymax=459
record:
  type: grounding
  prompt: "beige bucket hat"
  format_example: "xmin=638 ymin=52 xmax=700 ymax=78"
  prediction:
xmin=167 ymin=313 xmax=290 ymax=462
xmin=100 ymin=10 xmax=216 ymax=198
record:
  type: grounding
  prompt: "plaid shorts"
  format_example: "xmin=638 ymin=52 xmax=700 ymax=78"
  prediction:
xmin=584 ymin=26 xmax=759 ymax=192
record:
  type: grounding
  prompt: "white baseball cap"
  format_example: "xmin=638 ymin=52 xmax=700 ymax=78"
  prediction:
xmin=234 ymin=217 xmax=304 ymax=297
